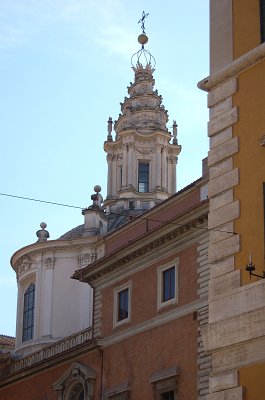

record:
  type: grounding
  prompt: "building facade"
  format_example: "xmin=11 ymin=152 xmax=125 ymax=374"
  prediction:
xmin=0 ymin=30 xmax=210 ymax=399
xmin=198 ymin=1 xmax=265 ymax=399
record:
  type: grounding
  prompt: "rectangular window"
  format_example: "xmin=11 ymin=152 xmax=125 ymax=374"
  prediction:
xmin=114 ymin=282 xmax=131 ymax=328
xmin=138 ymin=161 xmax=149 ymax=192
xmin=260 ymin=0 xmax=265 ymax=42
xmin=162 ymin=267 xmax=175 ymax=302
xmin=22 ymin=283 xmax=35 ymax=342
xmin=161 ymin=391 xmax=175 ymax=400
xmin=118 ymin=288 xmax=128 ymax=321
xmin=157 ymin=261 xmax=178 ymax=310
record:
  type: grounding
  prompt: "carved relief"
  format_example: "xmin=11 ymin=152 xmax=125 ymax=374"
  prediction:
xmin=78 ymin=251 xmax=97 ymax=268
xmin=18 ymin=255 xmax=32 ymax=276
xmin=44 ymin=257 xmax=55 ymax=270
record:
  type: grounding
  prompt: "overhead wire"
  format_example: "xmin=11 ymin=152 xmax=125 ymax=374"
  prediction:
xmin=0 ymin=191 xmax=237 ymax=235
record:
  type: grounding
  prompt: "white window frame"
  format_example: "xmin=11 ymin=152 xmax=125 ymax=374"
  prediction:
xmin=113 ymin=281 xmax=132 ymax=328
xmin=157 ymin=259 xmax=179 ymax=310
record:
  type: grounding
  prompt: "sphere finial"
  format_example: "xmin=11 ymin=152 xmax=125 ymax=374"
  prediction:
xmin=36 ymin=222 xmax=49 ymax=242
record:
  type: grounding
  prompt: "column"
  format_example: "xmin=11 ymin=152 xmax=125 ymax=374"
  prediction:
xmin=161 ymin=146 xmax=167 ymax=190
xmin=42 ymin=257 xmax=55 ymax=337
xmin=155 ymin=145 xmax=162 ymax=189
xmin=112 ymin=155 xmax=117 ymax=196
xmin=107 ymin=154 xmax=113 ymax=197
xmin=122 ymin=145 xmax=128 ymax=188
xmin=127 ymin=143 xmax=134 ymax=186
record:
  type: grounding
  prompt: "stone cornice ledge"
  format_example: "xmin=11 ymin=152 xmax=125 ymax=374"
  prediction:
xmin=198 ymin=42 xmax=265 ymax=92
xmin=100 ymin=297 xmax=207 ymax=348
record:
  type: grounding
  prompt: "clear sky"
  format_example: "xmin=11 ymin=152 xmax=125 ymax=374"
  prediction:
xmin=0 ymin=1 xmax=209 ymax=337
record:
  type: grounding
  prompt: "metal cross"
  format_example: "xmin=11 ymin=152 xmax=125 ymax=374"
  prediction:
xmin=138 ymin=11 xmax=149 ymax=34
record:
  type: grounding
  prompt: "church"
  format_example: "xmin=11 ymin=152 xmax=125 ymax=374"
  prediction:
xmin=2 ymin=1 xmax=265 ymax=399
xmin=0 ymin=14 xmax=210 ymax=400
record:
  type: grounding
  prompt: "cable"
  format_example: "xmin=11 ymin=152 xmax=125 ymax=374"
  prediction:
xmin=0 ymin=192 xmax=82 ymax=210
xmin=0 ymin=191 xmax=237 ymax=235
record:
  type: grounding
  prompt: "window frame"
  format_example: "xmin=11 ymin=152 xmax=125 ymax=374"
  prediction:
xmin=22 ymin=282 xmax=36 ymax=342
xmin=157 ymin=260 xmax=179 ymax=310
xmin=138 ymin=160 xmax=149 ymax=193
xmin=113 ymin=281 xmax=132 ymax=328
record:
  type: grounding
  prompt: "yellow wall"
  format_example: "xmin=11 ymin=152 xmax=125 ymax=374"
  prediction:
xmin=233 ymin=60 xmax=265 ymax=284
xmin=232 ymin=2 xmax=265 ymax=397
xmin=233 ymin=0 xmax=260 ymax=59
xmin=239 ymin=363 xmax=265 ymax=398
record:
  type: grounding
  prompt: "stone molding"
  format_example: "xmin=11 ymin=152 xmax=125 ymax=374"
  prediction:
xmin=10 ymin=327 xmax=93 ymax=374
xmin=209 ymin=190 xmax=234 ymax=212
xmin=212 ymin=336 xmax=265 ymax=374
xmin=101 ymin=298 xmax=207 ymax=348
xmin=209 ymin=371 xmax=238 ymax=394
xmin=206 ymin=386 xmax=244 ymax=400
xmin=208 ymin=107 xmax=238 ymax=137
xmin=204 ymin=305 xmax=265 ymax=352
xmin=208 ymin=200 xmax=239 ymax=230
xmin=208 ymin=169 xmax=239 ymax=198
xmin=210 ymin=257 xmax=235 ymax=280
xmin=210 ymin=127 xmax=233 ymax=149
xmin=208 ymin=234 xmax=240 ymax=264
xmin=209 ymin=158 xmax=233 ymax=180
xmin=208 ymin=280 xmax=265 ymax=324
xmin=208 ymin=138 xmax=239 ymax=167
xmin=208 ymin=269 xmax=241 ymax=300
xmin=198 ymin=41 xmax=265 ymax=92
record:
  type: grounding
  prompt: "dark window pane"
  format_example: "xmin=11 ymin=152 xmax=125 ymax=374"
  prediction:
xmin=162 ymin=391 xmax=175 ymax=400
xmin=118 ymin=288 xmax=129 ymax=321
xmin=163 ymin=267 xmax=175 ymax=302
xmin=138 ymin=162 xmax=149 ymax=192
xmin=261 ymin=0 xmax=265 ymax=42
xmin=22 ymin=283 xmax=35 ymax=342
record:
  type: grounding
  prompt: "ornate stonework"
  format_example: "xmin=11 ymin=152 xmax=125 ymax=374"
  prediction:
xmin=17 ymin=255 xmax=33 ymax=276
xmin=44 ymin=257 xmax=55 ymax=269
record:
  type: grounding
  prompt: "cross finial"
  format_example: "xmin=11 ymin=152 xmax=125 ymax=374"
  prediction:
xmin=138 ymin=11 xmax=149 ymax=34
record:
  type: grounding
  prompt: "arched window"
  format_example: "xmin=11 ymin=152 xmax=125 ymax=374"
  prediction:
xmin=22 ymin=283 xmax=35 ymax=342
xmin=53 ymin=362 xmax=96 ymax=400
xmin=68 ymin=382 xmax=85 ymax=400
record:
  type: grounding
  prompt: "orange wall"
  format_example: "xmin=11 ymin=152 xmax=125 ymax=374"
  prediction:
xmin=233 ymin=60 xmax=265 ymax=283
xmin=102 ymin=315 xmax=198 ymax=399
xmin=0 ymin=317 xmax=198 ymax=400
xmin=101 ymin=244 xmax=198 ymax=337
xmin=233 ymin=0 xmax=260 ymax=59
xmin=232 ymin=2 xmax=265 ymax=397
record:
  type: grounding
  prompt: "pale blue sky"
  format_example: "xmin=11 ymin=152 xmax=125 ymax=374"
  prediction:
xmin=0 ymin=1 xmax=209 ymax=337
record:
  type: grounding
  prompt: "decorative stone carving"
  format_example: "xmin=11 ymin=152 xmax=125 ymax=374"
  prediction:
xmin=44 ymin=257 xmax=55 ymax=269
xmin=78 ymin=252 xmax=97 ymax=268
xmin=18 ymin=255 xmax=32 ymax=275
xmin=36 ymin=222 xmax=50 ymax=242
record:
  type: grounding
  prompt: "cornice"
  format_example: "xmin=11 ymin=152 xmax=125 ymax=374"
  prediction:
xmin=101 ymin=298 xmax=208 ymax=348
xmin=74 ymin=206 xmax=209 ymax=285
xmin=198 ymin=42 xmax=265 ymax=92
xmin=11 ymin=236 xmax=103 ymax=271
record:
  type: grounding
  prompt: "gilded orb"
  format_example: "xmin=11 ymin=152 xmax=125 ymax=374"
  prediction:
xmin=138 ymin=34 xmax=148 ymax=45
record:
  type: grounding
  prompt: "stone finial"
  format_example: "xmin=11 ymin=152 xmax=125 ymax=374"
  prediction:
xmin=36 ymin=222 xmax=50 ymax=242
xmin=90 ymin=185 xmax=103 ymax=210
xmin=107 ymin=117 xmax=113 ymax=141
xmin=172 ymin=120 xmax=178 ymax=144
